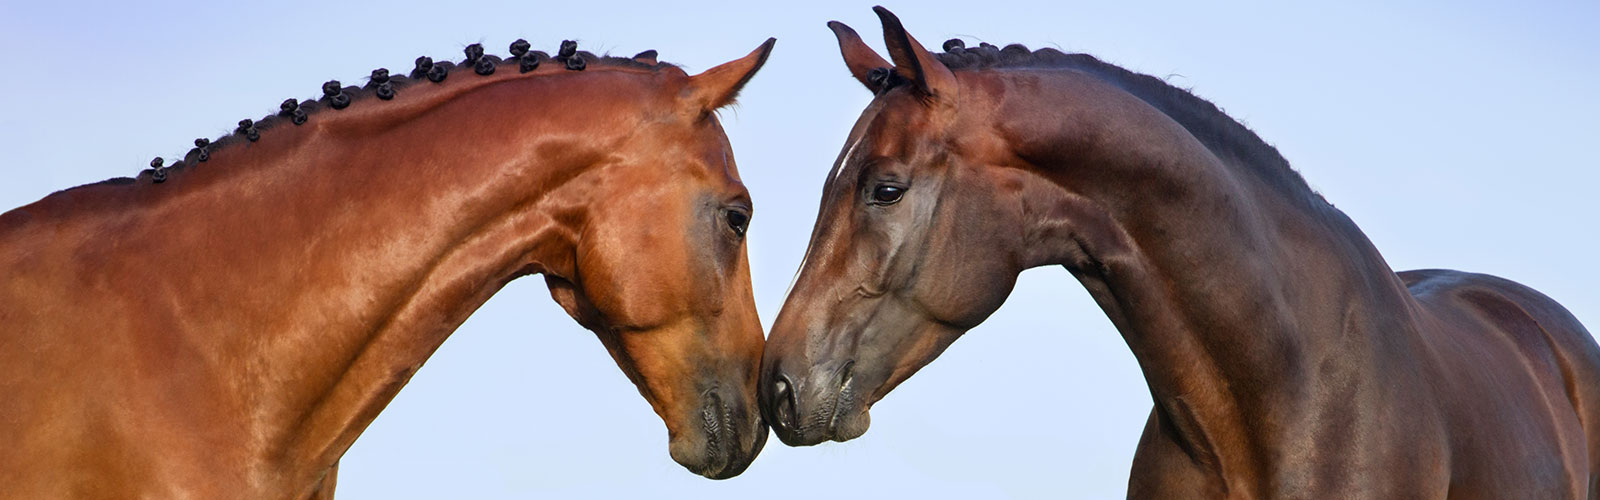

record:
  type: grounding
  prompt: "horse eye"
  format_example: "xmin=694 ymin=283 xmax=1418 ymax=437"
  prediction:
xmin=725 ymin=209 xmax=749 ymax=237
xmin=871 ymin=185 xmax=905 ymax=205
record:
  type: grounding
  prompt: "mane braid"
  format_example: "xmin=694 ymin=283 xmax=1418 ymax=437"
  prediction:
xmin=935 ymin=43 xmax=1327 ymax=209
xmin=67 ymin=46 xmax=672 ymax=194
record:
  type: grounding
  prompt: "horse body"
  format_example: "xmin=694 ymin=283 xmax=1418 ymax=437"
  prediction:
xmin=760 ymin=9 xmax=1597 ymax=498
xmin=1016 ymin=71 xmax=1600 ymax=497
xmin=1 ymin=41 xmax=774 ymax=498
xmin=1001 ymin=69 xmax=1600 ymax=499
xmin=1402 ymin=270 xmax=1600 ymax=497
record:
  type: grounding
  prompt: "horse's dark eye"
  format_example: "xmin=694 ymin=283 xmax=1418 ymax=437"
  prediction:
xmin=725 ymin=209 xmax=749 ymax=237
xmin=871 ymin=185 xmax=905 ymax=205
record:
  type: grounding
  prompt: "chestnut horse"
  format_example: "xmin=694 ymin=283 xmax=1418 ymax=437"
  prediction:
xmin=0 ymin=37 xmax=775 ymax=498
xmin=761 ymin=8 xmax=1600 ymax=498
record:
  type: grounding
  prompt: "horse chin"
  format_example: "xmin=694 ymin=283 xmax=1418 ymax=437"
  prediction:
xmin=829 ymin=408 xmax=871 ymax=442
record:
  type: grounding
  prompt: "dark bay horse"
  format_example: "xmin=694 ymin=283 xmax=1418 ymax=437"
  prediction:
xmin=760 ymin=7 xmax=1600 ymax=498
xmin=0 ymin=37 xmax=775 ymax=498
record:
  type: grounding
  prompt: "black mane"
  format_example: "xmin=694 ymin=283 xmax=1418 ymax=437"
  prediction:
xmin=935 ymin=42 xmax=1325 ymax=207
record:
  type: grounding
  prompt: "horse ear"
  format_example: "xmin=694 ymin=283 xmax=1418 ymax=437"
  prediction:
xmin=686 ymin=38 xmax=777 ymax=113
xmin=874 ymin=6 xmax=958 ymax=100
xmin=827 ymin=20 xmax=891 ymax=93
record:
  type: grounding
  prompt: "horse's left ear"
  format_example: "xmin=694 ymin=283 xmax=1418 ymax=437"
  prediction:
xmin=686 ymin=38 xmax=777 ymax=114
xmin=828 ymin=21 xmax=892 ymax=93
xmin=874 ymin=6 xmax=957 ymax=101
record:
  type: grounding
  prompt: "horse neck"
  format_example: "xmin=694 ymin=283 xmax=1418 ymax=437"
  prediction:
xmin=1007 ymin=72 xmax=1426 ymax=477
xmin=64 ymin=74 xmax=631 ymax=475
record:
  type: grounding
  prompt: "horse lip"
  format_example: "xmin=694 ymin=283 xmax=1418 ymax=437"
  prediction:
xmin=704 ymin=426 xmax=764 ymax=479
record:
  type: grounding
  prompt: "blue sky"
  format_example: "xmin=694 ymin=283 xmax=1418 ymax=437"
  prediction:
xmin=2 ymin=1 xmax=1596 ymax=498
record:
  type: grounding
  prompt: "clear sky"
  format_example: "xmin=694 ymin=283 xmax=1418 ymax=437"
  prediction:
xmin=2 ymin=1 xmax=1596 ymax=498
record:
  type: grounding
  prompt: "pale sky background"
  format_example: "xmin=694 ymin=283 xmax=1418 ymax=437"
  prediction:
xmin=2 ymin=1 xmax=1596 ymax=498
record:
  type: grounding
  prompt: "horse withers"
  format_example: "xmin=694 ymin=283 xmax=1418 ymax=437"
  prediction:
xmin=760 ymin=7 xmax=1600 ymax=498
xmin=0 ymin=38 xmax=774 ymax=498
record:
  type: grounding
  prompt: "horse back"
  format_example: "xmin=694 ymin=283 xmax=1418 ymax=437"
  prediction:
xmin=1402 ymin=268 xmax=1600 ymax=497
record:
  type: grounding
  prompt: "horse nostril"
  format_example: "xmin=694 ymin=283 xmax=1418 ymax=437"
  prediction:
xmin=771 ymin=374 xmax=798 ymax=431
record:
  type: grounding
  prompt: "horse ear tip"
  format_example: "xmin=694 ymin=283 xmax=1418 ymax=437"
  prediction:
xmin=827 ymin=21 xmax=855 ymax=40
xmin=872 ymin=6 xmax=908 ymax=33
xmin=873 ymin=6 xmax=904 ymax=23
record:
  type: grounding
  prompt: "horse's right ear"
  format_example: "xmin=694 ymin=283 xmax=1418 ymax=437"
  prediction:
xmin=828 ymin=21 xmax=892 ymax=93
xmin=684 ymin=38 xmax=777 ymax=115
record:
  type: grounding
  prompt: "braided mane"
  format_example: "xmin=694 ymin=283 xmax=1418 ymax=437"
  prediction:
xmin=79 ymin=41 xmax=669 ymax=191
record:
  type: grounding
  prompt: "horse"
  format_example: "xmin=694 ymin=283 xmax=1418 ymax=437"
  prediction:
xmin=759 ymin=7 xmax=1600 ymax=498
xmin=0 ymin=36 xmax=776 ymax=498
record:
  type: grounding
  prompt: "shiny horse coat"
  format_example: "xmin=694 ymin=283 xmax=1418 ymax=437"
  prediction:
xmin=0 ymin=38 xmax=774 ymax=498
xmin=761 ymin=8 xmax=1600 ymax=498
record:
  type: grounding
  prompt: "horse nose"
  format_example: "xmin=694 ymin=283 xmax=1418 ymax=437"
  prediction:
xmin=768 ymin=373 xmax=799 ymax=434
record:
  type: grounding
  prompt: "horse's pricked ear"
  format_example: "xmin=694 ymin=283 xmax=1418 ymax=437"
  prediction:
xmin=828 ymin=21 xmax=891 ymax=93
xmin=874 ymin=6 xmax=958 ymax=100
xmin=686 ymin=38 xmax=777 ymax=113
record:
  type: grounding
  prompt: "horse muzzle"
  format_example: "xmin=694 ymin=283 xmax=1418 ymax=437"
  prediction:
xmin=762 ymin=360 xmax=869 ymax=446
xmin=669 ymin=388 xmax=767 ymax=479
